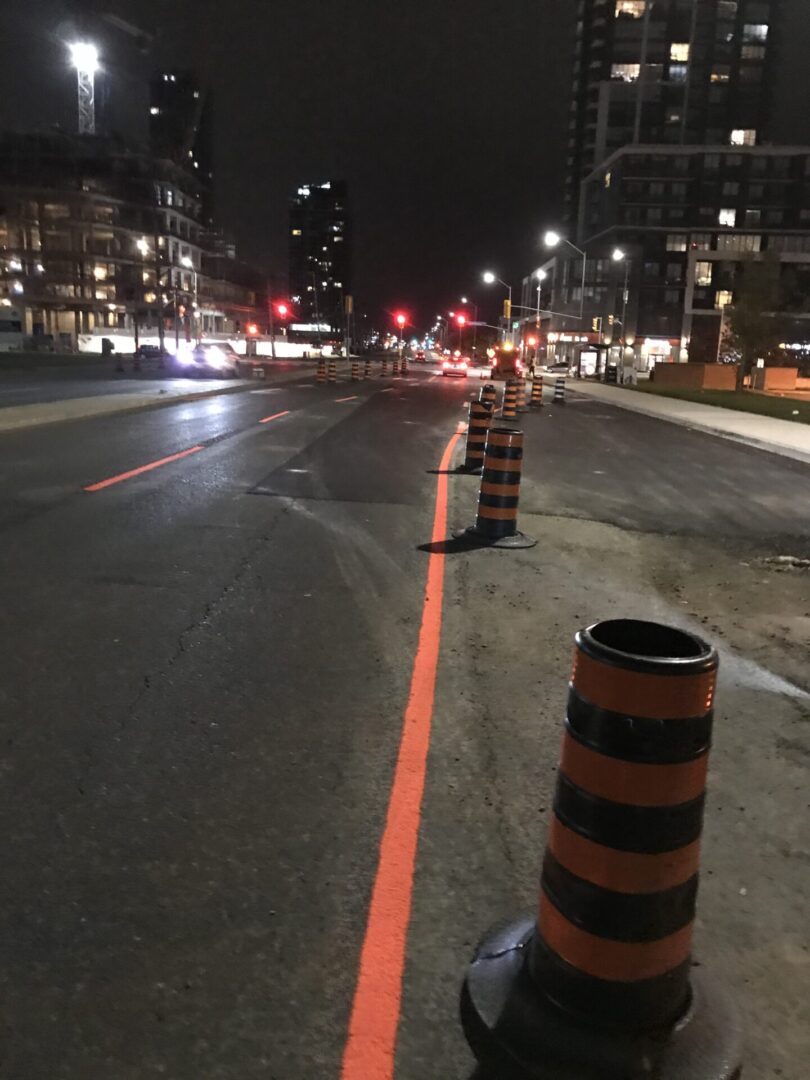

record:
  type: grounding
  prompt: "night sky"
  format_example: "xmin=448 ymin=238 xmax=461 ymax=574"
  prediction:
xmin=1 ymin=0 xmax=809 ymax=329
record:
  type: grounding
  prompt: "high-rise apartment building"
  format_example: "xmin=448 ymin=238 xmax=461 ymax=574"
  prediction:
xmin=289 ymin=181 xmax=350 ymax=330
xmin=149 ymin=71 xmax=215 ymax=225
xmin=565 ymin=0 xmax=782 ymax=223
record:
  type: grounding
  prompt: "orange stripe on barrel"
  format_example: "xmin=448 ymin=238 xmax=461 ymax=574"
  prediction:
xmin=538 ymin=893 xmax=693 ymax=982
xmin=487 ymin=431 xmax=521 ymax=448
xmin=480 ymin=480 xmax=520 ymax=496
xmin=572 ymin=649 xmax=715 ymax=721
xmin=560 ymin=731 xmax=707 ymax=807
xmin=476 ymin=505 xmax=518 ymax=521
xmin=548 ymin=816 xmax=701 ymax=894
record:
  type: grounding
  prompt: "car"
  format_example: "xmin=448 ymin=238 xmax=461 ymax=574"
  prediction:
xmin=414 ymin=348 xmax=426 ymax=362
xmin=172 ymin=342 xmax=241 ymax=377
xmin=134 ymin=344 xmax=163 ymax=361
xmin=441 ymin=351 xmax=469 ymax=378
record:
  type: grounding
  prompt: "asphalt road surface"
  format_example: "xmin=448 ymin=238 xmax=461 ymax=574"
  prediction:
xmin=1 ymin=371 xmax=807 ymax=1078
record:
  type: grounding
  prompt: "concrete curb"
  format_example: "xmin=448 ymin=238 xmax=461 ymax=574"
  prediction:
xmin=549 ymin=379 xmax=810 ymax=467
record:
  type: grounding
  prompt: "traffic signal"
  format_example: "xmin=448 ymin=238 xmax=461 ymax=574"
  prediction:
xmin=608 ymin=314 xmax=615 ymax=326
xmin=246 ymin=322 xmax=259 ymax=336
xmin=503 ymin=299 xmax=512 ymax=320
xmin=592 ymin=317 xmax=602 ymax=333
xmin=527 ymin=335 xmax=537 ymax=348
xmin=395 ymin=312 xmax=407 ymax=328
xmin=456 ymin=313 xmax=467 ymax=328
xmin=275 ymin=302 xmax=290 ymax=318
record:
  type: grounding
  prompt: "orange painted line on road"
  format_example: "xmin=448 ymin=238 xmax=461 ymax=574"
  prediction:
xmin=335 ymin=396 xmax=358 ymax=403
xmin=84 ymin=445 xmax=205 ymax=492
xmin=339 ymin=421 xmax=464 ymax=1080
xmin=259 ymin=410 xmax=290 ymax=424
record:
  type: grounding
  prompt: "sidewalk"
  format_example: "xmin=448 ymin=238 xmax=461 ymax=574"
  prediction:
xmin=556 ymin=379 xmax=810 ymax=465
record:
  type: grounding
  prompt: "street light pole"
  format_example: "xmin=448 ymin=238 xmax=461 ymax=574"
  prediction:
xmin=482 ymin=272 xmax=513 ymax=342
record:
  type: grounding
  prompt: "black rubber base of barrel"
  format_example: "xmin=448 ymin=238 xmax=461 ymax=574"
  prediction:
xmin=453 ymin=527 xmax=537 ymax=549
xmin=461 ymin=915 xmax=742 ymax=1080
xmin=454 ymin=464 xmax=484 ymax=475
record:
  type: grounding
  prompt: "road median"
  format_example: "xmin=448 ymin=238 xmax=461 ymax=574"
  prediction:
xmin=0 ymin=361 xmax=357 ymax=433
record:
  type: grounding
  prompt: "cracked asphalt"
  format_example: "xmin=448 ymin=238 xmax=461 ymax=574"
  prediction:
xmin=0 ymin=371 xmax=808 ymax=1078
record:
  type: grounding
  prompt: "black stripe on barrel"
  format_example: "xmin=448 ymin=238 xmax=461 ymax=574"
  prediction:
xmin=480 ymin=383 xmax=498 ymax=409
xmin=529 ymin=619 xmax=717 ymax=1031
xmin=501 ymin=381 xmax=518 ymax=420
xmin=463 ymin=401 xmax=493 ymax=470
xmin=474 ymin=428 xmax=524 ymax=539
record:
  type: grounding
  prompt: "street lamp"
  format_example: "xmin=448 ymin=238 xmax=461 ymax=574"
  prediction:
xmin=69 ymin=42 xmax=99 ymax=135
xmin=181 ymin=255 xmax=199 ymax=343
xmin=461 ymin=295 xmax=479 ymax=356
xmin=482 ymin=271 xmax=513 ymax=341
xmin=612 ymin=248 xmax=630 ymax=362
xmin=544 ymin=231 xmax=587 ymax=320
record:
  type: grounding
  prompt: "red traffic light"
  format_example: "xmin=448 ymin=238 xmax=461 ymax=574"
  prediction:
xmin=395 ymin=312 xmax=407 ymax=328
xmin=275 ymin=302 xmax=290 ymax=318
xmin=456 ymin=314 xmax=468 ymax=328
xmin=246 ymin=323 xmax=259 ymax=336
xmin=526 ymin=335 xmax=537 ymax=347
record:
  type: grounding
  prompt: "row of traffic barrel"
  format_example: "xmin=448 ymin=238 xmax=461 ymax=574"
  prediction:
xmin=450 ymin=383 xmax=743 ymax=1076
xmin=453 ymin=377 xmax=567 ymax=550
xmin=315 ymin=355 xmax=410 ymax=384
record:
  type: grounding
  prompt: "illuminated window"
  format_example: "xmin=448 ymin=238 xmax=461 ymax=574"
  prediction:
xmin=150 ymin=107 xmax=160 ymax=116
xmin=666 ymin=235 xmax=688 ymax=252
xmin=615 ymin=0 xmax=646 ymax=16
xmin=716 ymin=290 xmax=733 ymax=309
xmin=611 ymin=63 xmax=641 ymax=82
xmin=690 ymin=234 xmax=712 ymax=251
xmin=669 ymin=64 xmax=688 ymax=81
xmin=291 ymin=229 xmax=302 ymax=236
xmin=670 ymin=43 xmax=690 ymax=62
xmin=742 ymin=45 xmax=766 ymax=59
xmin=730 ymin=129 xmax=756 ymax=146
xmin=719 ymin=208 xmax=736 ymax=227
xmin=743 ymin=24 xmax=769 ymax=42
xmin=696 ymin=262 xmax=713 ymax=286
xmin=604 ymin=171 xmax=612 ymax=189
xmin=711 ymin=67 xmax=730 ymax=83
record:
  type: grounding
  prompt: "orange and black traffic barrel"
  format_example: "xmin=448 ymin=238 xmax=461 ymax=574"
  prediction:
xmin=461 ymin=619 xmax=742 ymax=1080
xmin=531 ymin=378 xmax=543 ymax=408
xmin=392 ymin=355 xmax=400 ymax=377
xmin=458 ymin=400 xmax=493 ymax=474
xmin=317 ymin=358 xmax=327 ymax=384
xmin=401 ymin=353 xmax=408 ymax=375
xmin=454 ymin=428 xmax=536 ymax=549
xmin=364 ymin=357 xmax=372 ymax=379
xmin=553 ymin=376 xmax=566 ymax=404
xmin=480 ymin=384 xmax=498 ymax=410
xmin=500 ymin=380 xmax=518 ymax=420
xmin=515 ymin=377 xmax=529 ymax=412
xmin=327 ymin=357 xmax=337 ymax=383
xmin=381 ymin=355 xmax=389 ymax=376
xmin=351 ymin=359 xmax=360 ymax=381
